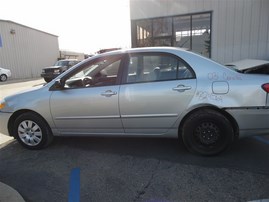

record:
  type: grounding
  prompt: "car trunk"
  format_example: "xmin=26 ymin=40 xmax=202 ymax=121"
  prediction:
xmin=226 ymin=59 xmax=269 ymax=75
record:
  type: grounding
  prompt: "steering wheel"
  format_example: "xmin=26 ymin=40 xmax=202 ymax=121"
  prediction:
xmin=82 ymin=76 xmax=93 ymax=87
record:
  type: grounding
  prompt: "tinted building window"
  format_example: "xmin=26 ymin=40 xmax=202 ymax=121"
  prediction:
xmin=132 ymin=12 xmax=211 ymax=58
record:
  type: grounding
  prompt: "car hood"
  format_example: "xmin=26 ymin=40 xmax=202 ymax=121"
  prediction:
xmin=0 ymin=67 xmax=11 ymax=72
xmin=225 ymin=59 xmax=269 ymax=74
xmin=5 ymin=85 xmax=44 ymax=100
xmin=2 ymin=84 xmax=49 ymax=113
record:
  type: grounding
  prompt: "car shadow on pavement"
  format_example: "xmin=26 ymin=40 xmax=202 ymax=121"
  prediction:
xmin=1 ymin=136 xmax=269 ymax=175
xmin=1 ymin=136 xmax=269 ymax=176
xmin=48 ymin=136 xmax=269 ymax=174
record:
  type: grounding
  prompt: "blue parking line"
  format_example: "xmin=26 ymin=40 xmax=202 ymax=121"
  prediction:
xmin=68 ymin=168 xmax=80 ymax=202
xmin=253 ymin=136 xmax=269 ymax=145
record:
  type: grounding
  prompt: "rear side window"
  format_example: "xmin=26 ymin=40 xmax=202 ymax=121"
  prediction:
xmin=125 ymin=53 xmax=194 ymax=83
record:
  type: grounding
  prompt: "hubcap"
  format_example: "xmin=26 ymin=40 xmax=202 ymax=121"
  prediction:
xmin=195 ymin=122 xmax=220 ymax=145
xmin=18 ymin=120 xmax=42 ymax=146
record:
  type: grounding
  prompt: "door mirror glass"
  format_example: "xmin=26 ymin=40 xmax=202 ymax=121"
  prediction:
xmin=53 ymin=79 xmax=65 ymax=89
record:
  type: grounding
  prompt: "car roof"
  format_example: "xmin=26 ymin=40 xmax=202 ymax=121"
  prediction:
xmin=93 ymin=47 xmax=189 ymax=58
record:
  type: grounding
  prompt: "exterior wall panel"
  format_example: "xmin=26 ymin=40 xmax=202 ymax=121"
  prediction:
xmin=257 ymin=0 xmax=269 ymax=60
xmin=130 ymin=0 xmax=269 ymax=64
xmin=0 ymin=20 xmax=59 ymax=79
xmin=233 ymin=0 xmax=243 ymax=62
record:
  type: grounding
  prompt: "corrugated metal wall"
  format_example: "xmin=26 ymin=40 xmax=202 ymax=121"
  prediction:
xmin=130 ymin=0 xmax=269 ymax=64
xmin=0 ymin=20 xmax=59 ymax=79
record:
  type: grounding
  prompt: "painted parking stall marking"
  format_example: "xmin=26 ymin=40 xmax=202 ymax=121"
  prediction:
xmin=68 ymin=168 xmax=80 ymax=202
xmin=253 ymin=136 xmax=269 ymax=145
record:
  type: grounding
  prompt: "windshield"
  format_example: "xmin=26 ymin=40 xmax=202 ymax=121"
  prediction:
xmin=54 ymin=61 xmax=69 ymax=66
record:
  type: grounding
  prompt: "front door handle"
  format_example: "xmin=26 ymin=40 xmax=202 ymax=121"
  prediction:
xmin=172 ymin=85 xmax=192 ymax=92
xmin=101 ymin=90 xmax=117 ymax=97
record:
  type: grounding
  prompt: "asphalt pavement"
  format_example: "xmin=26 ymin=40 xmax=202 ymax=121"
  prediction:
xmin=1 ymin=136 xmax=269 ymax=202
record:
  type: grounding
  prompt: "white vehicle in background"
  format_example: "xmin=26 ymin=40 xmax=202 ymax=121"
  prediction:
xmin=0 ymin=67 xmax=11 ymax=82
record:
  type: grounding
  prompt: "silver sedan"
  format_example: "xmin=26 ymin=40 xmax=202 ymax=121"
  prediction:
xmin=0 ymin=47 xmax=269 ymax=155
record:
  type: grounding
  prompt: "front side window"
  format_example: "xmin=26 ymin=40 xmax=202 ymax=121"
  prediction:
xmin=125 ymin=53 xmax=194 ymax=84
xmin=64 ymin=56 xmax=122 ymax=88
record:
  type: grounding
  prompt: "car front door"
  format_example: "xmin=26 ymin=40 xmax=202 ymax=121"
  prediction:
xmin=50 ymin=55 xmax=124 ymax=135
xmin=119 ymin=52 xmax=197 ymax=134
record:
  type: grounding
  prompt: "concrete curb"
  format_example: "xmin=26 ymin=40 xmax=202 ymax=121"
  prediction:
xmin=0 ymin=78 xmax=42 ymax=85
xmin=0 ymin=134 xmax=14 ymax=146
xmin=0 ymin=182 xmax=25 ymax=202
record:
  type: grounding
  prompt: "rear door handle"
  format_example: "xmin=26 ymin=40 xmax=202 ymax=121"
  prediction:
xmin=172 ymin=85 xmax=192 ymax=92
xmin=101 ymin=90 xmax=117 ymax=97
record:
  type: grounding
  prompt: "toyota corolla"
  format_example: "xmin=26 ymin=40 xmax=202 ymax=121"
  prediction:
xmin=0 ymin=47 xmax=268 ymax=155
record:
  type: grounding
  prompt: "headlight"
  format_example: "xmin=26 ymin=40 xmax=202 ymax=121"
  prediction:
xmin=54 ymin=69 xmax=60 ymax=73
xmin=0 ymin=99 xmax=5 ymax=110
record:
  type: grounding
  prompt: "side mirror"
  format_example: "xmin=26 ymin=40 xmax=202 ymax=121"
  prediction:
xmin=53 ymin=79 xmax=65 ymax=90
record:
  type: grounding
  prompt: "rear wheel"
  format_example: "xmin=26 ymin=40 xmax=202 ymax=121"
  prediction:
xmin=13 ymin=112 xmax=54 ymax=149
xmin=181 ymin=109 xmax=234 ymax=156
xmin=0 ymin=74 xmax=7 ymax=82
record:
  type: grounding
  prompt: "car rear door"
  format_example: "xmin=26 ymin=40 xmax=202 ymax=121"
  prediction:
xmin=119 ymin=52 xmax=197 ymax=134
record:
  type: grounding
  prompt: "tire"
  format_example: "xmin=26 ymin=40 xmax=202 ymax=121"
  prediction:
xmin=13 ymin=112 xmax=54 ymax=149
xmin=44 ymin=78 xmax=52 ymax=83
xmin=0 ymin=74 xmax=7 ymax=82
xmin=181 ymin=109 xmax=234 ymax=156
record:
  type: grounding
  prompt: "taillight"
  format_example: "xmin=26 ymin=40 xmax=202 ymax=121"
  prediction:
xmin=262 ymin=83 xmax=269 ymax=93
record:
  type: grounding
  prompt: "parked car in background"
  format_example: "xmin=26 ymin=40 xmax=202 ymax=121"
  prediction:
xmin=226 ymin=59 xmax=269 ymax=75
xmin=0 ymin=67 xmax=11 ymax=82
xmin=1 ymin=47 xmax=269 ymax=155
xmin=41 ymin=59 xmax=80 ymax=82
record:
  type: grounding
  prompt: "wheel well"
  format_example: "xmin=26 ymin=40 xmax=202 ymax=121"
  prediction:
xmin=8 ymin=110 xmax=50 ymax=137
xmin=178 ymin=106 xmax=239 ymax=139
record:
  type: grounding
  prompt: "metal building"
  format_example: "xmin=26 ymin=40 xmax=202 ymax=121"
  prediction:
xmin=130 ymin=0 xmax=269 ymax=64
xmin=0 ymin=20 xmax=59 ymax=79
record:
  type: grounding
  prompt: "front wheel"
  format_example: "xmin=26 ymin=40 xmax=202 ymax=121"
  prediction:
xmin=13 ymin=112 xmax=54 ymax=149
xmin=181 ymin=109 xmax=234 ymax=156
xmin=0 ymin=74 xmax=7 ymax=82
